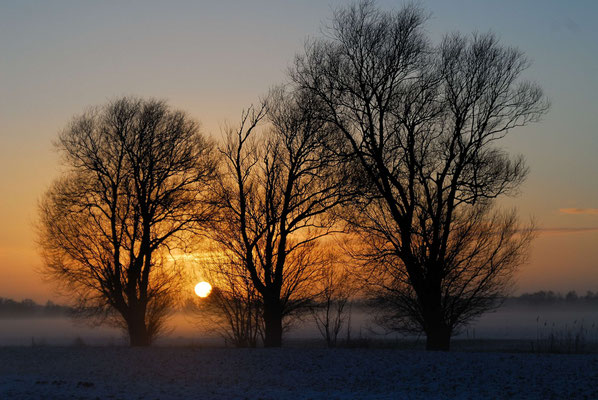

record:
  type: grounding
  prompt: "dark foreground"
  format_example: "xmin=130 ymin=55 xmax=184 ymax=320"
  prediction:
xmin=1 ymin=347 xmax=597 ymax=399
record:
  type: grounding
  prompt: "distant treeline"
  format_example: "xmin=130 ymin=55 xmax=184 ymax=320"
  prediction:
xmin=0 ymin=298 xmax=73 ymax=318
xmin=510 ymin=291 xmax=598 ymax=305
xmin=2 ymin=291 xmax=597 ymax=318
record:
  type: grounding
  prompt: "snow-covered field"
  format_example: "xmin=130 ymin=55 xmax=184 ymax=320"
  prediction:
xmin=1 ymin=347 xmax=597 ymax=399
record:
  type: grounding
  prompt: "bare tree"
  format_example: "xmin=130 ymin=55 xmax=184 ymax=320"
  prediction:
xmin=310 ymin=253 xmax=356 ymax=347
xmin=292 ymin=1 xmax=549 ymax=350
xmin=38 ymin=97 xmax=216 ymax=346
xmin=191 ymin=254 xmax=264 ymax=347
xmin=209 ymin=89 xmax=352 ymax=347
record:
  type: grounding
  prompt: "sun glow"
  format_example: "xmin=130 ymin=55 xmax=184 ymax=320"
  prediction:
xmin=194 ymin=281 xmax=212 ymax=298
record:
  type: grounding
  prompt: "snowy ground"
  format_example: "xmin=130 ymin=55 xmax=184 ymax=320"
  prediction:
xmin=1 ymin=347 xmax=597 ymax=399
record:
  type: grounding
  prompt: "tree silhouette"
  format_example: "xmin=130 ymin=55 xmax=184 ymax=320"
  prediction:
xmin=191 ymin=255 xmax=264 ymax=347
xmin=292 ymin=1 xmax=549 ymax=350
xmin=309 ymin=254 xmax=357 ymax=347
xmin=38 ymin=97 xmax=216 ymax=346
xmin=208 ymin=89 xmax=352 ymax=347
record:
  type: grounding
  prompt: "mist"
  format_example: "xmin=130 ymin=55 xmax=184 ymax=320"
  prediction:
xmin=3 ymin=295 xmax=597 ymax=348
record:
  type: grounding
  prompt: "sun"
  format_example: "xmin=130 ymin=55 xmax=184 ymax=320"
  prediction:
xmin=194 ymin=281 xmax=212 ymax=298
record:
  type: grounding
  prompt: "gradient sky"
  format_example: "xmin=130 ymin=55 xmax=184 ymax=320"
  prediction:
xmin=1 ymin=0 xmax=597 ymax=303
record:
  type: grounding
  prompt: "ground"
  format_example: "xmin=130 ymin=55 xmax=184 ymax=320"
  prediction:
xmin=1 ymin=347 xmax=597 ymax=399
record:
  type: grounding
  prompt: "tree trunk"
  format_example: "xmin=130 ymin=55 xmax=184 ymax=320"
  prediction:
xmin=425 ymin=323 xmax=451 ymax=351
xmin=420 ymin=287 xmax=451 ymax=351
xmin=127 ymin=310 xmax=151 ymax=347
xmin=263 ymin=301 xmax=283 ymax=347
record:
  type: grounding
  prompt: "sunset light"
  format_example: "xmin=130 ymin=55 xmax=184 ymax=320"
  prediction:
xmin=194 ymin=281 xmax=212 ymax=298
xmin=1 ymin=0 xmax=597 ymax=398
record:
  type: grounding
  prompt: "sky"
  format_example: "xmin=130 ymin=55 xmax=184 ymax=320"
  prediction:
xmin=0 ymin=0 xmax=597 ymax=303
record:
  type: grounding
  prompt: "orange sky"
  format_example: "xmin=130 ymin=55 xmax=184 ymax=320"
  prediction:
xmin=1 ymin=0 xmax=597 ymax=303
